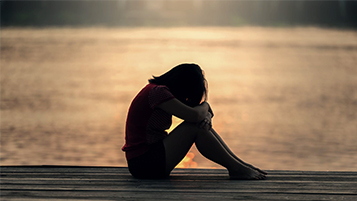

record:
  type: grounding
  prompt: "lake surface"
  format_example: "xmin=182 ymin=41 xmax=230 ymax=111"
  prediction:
xmin=1 ymin=27 xmax=357 ymax=171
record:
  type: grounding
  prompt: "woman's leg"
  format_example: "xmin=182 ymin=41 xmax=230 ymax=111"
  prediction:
xmin=163 ymin=121 xmax=265 ymax=179
xmin=210 ymin=129 xmax=267 ymax=175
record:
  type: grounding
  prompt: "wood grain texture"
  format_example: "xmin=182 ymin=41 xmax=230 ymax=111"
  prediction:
xmin=1 ymin=166 xmax=357 ymax=200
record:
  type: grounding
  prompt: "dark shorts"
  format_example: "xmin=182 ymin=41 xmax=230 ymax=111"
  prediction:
xmin=127 ymin=140 xmax=168 ymax=179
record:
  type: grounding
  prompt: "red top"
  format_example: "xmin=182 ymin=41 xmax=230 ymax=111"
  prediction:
xmin=122 ymin=83 xmax=175 ymax=160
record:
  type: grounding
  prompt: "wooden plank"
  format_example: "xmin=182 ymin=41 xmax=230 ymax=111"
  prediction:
xmin=1 ymin=166 xmax=357 ymax=201
xmin=2 ymin=190 xmax=357 ymax=201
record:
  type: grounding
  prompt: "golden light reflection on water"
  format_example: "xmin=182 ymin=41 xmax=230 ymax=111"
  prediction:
xmin=1 ymin=27 xmax=357 ymax=171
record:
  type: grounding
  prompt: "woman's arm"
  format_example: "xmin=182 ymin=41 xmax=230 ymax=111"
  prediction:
xmin=157 ymin=98 xmax=209 ymax=123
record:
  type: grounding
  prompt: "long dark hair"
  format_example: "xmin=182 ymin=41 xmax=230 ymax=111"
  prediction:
xmin=149 ymin=63 xmax=208 ymax=107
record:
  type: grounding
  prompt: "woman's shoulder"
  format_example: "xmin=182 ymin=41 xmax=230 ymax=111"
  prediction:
xmin=148 ymin=84 xmax=175 ymax=108
xmin=146 ymin=83 xmax=169 ymax=91
xmin=149 ymin=83 xmax=172 ymax=95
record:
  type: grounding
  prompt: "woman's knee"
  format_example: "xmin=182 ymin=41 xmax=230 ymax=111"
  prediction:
xmin=165 ymin=121 xmax=201 ymax=144
xmin=179 ymin=121 xmax=208 ymax=136
xmin=180 ymin=121 xmax=197 ymax=128
xmin=180 ymin=121 xmax=201 ymax=130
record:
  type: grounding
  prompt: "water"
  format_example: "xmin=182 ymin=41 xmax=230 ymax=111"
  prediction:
xmin=1 ymin=27 xmax=357 ymax=171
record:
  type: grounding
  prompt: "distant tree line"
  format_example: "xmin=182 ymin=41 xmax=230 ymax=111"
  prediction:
xmin=1 ymin=0 xmax=357 ymax=28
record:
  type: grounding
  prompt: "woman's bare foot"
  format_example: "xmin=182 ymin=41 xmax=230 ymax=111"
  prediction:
xmin=245 ymin=164 xmax=268 ymax=175
xmin=229 ymin=167 xmax=266 ymax=180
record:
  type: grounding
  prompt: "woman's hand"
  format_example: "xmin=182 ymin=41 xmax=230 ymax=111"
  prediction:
xmin=198 ymin=112 xmax=212 ymax=131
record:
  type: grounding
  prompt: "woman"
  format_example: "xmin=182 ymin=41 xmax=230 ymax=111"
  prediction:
xmin=122 ymin=63 xmax=266 ymax=179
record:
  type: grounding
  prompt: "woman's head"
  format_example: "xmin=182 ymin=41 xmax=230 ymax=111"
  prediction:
xmin=149 ymin=63 xmax=207 ymax=107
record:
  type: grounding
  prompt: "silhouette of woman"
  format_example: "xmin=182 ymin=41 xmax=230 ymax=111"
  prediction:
xmin=122 ymin=63 xmax=267 ymax=179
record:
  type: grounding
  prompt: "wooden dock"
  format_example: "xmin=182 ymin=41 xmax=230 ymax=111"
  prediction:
xmin=1 ymin=166 xmax=357 ymax=200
